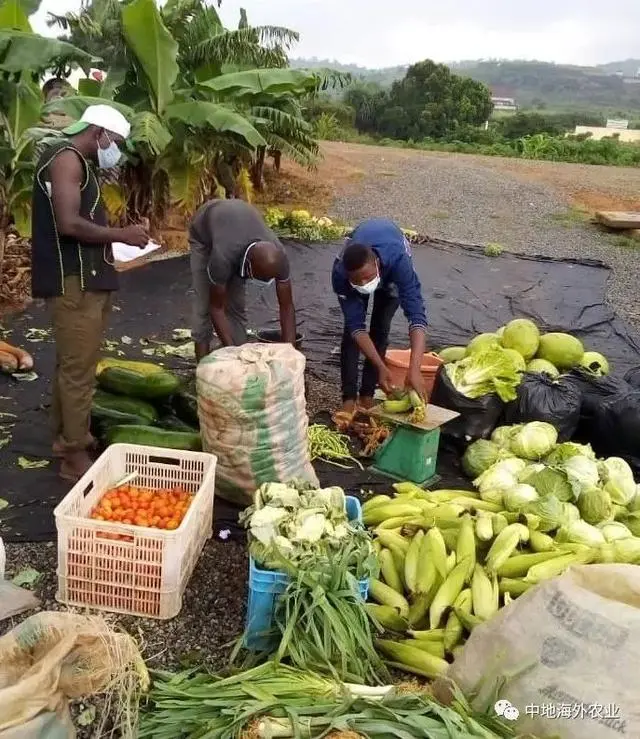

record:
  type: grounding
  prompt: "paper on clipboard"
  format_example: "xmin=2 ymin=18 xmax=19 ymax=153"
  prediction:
xmin=112 ymin=240 xmax=161 ymax=263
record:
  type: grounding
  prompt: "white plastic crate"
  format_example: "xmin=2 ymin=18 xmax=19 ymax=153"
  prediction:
xmin=54 ymin=443 xmax=217 ymax=619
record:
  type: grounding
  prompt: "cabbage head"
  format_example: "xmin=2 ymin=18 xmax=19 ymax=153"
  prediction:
xmin=526 ymin=495 xmax=569 ymax=532
xmin=598 ymin=457 xmax=636 ymax=506
xmin=623 ymin=512 xmax=640 ymax=537
xmin=563 ymin=455 xmax=600 ymax=498
xmin=597 ymin=521 xmax=633 ymax=542
xmin=612 ymin=538 xmax=640 ymax=564
xmin=579 ymin=351 xmax=609 ymax=376
xmin=438 ymin=346 xmax=466 ymax=364
xmin=503 ymin=483 xmax=539 ymax=512
xmin=526 ymin=358 xmax=560 ymax=378
xmin=577 ymin=486 xmax=613 ymax=525
xmin=544 ymin=442 xmax=596 ymax=466
xmin=509 ymin=422 xmax=558 ymax=460
xmin=518 ymin=463 xmax=546 ymax=483
xmin=491 ymin=424 xmax=522 ymax=448
xmin=561 ymin=502 xmax=581 ymax=524
xmin=465 ymin=333 xmax=501 ymax=356
xmin=473 ymin=458 xmax=526 ymax=493
xmin=556 ymin=520 xmax=605 ymax=547
xmin=462 ymin=439 xmax=501 ymax=478
xmin=501 ymin=318 xmax=540 ymax=360
xmin=503 ymin=348 xmax=527 ymax=372
xmin=524 ymin=466 xmax=573 ymax=502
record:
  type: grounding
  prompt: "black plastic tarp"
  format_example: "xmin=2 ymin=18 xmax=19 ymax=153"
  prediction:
xmin=2 ymin=238 xmax=640 ymax=543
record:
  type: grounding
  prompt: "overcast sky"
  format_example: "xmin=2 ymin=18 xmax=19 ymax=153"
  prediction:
xmin=31 ymin=0 xmax=640 ymax=69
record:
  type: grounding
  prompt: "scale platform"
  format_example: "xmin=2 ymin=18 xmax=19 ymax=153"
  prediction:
xmin=365 ymin=403 xmax=460 ymax=487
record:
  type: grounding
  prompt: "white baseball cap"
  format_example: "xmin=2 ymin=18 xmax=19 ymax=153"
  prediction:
xmin=63 ymin=104 xmax=131 ymax=139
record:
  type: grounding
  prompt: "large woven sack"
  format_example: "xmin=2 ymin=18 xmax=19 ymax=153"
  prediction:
xmin=196 ymin=343 xmax=318 ymax=506
xmin=447 ymin=564 xmax=640 ymax=739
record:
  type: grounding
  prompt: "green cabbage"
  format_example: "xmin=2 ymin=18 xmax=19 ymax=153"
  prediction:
xmin=503 ymin=348 xmax=527 ymax=372
xmin=503 ymin=483 xmax=539 ymax=512
xmin=518 ymin=463 xmax=546 ymax=482
xmin=501 ymin=318 xmax=540 ymax=360
xmin=509 ymin=421 xmax=558 ymax=460
xmin=598 ymin=457 xmax=636 ymax=506
xmin=561 ymin=502 xmax=581 ymax=524
xmin=465 ymin=333 xmax=501 ymax=356
xmin=526 ymin=358 xmax=560 ymax=378
xmin=544 ymin=442 xmax=596 ymax=466
xmin=496 ymin=325 xmax=506 ymax=337
xmin=445 ymin=346 xmax=522 ymax=402
xmin=473 ymin=458 xmax=527 ymax=493
xmin=597 ymin=521 xmax=633 ymax=542
xmin=612 ymin=538 xmax=640 ymax=564
xmin=563 ymin=455 xmax=600 ymax=498
xmin=536 ymin=332 xmax=584 ymax=370
xmin=579 ymin=351 xmax=609 ymax=376
xmin=623 ymin=512 xmax=640 ymax=536
xmin=524 ymin=466 xmax=574 ymax=502
xmin=577 ymin=486 xmax=613 ymax=525
xmin=479 ymin=488 xmax=505 ymax=506
xmin=438 ymin=346 xmax=466 ymax=364
xmin=526 ymin=495 xmax=569 ymax=532
xmin=462 ymin=439 xmax=501 ymax=478
xmin=491 ymin=424 xmax=523 ymax=448
xmin=556 ymin=520 xmax=605 ymax=547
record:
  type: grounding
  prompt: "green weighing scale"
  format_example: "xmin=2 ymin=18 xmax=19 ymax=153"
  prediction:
xmin=364 ymin=403 xmax=460 ymax=487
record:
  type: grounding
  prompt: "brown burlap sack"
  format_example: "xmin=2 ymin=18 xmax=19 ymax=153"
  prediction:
xmin=448 ymin=564 xmax=640 ymax=739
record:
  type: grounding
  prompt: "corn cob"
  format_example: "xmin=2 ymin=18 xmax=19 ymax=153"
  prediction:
xmin=425 ymin=489 xmax=480 ymax=502
xmin=379 ymin=548 xmax=404 ymax=593
xmin=455 ymin=516 xmax=476 ymax=581
xmin=440 ymin=527 xmax=460 ymax=551
xmin=522 ymin=513 xmax=540 ymax=530
xmin=404 ymin=530 xmax=424 ymax=593
xmin=389 ymin=547 xmax=407 ymax=588
xmin=382 ymin=397 xmax=412 ymax=414
xmin=364 ymin=503 xmax=423 ymax=527
xmin=484 ymin=524 xmax=525 ymax=574
xmin=408 ymin=628 xmax=446 ymax=641
xmin=393 ymin=481 xmax=424 ymax=496
xmin=496 ymin=550 xmax=567 ymax=578
xmin=425 ymin=527 xmax=449 ymax=579
xmin=471 ymin=564 xmax=499 ymax=621
xmin=415 ymin=536 xmax=437 ymax=595
xmin=453 ymin=607 xmax=485 ymax=632
xmin=376 ymin=530 xmax=410 ymax=554
xmin=399 ymin=637 xmax=444 ymax=659
xmin=492 ymin=513 xmax=508 ymax=536
xmin=376 ymin=515 xmax=419 ymax=531
xmin=444 ymin=588 xmax=471 ymax=652
xmin=365 ymin=603 xmax=409 ymax=632
xmin=429 ymin=557 xmax=470 ymax=629
xmin=528 ymin=530 xmax=556 ymax=552
xmin=450 ymin=497 xmax=503 ymax=513
xmin=525 ymin=550 xmax=593 ymax=584
xmin=375 ymin=639 xmax=448 ymax=679
xmin=362 ymin=494 xmax=392 ymax=515
xmin=408 ymin=592 xmax=431 ymax=627
xmin=498 ymin=578 xmax=533 ymax=597
xmin=475 ymin=512 xmax=494 ymax=542
xmin=445 ymin=551 xmax=457 ymax=574
xmin=369 ymin=578 xmax=410 ymax=617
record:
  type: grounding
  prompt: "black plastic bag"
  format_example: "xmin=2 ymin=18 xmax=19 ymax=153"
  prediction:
xmin=624 ymin=366 xmax=640 ymax=390
xmin=592 ymin=391 xmax=640 ymax=476
xmin=430 ymin=367 xmax=504 ymax=443
xmin=503 ymin=372 xmax=583 ymax=442
xmin=567 ymin=368 xmax=631 ymax=421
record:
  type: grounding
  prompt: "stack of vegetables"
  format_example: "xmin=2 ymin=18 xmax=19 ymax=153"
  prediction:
xmin=90 ymin=358 xmax=201 ymax=451
xmin=438 ymin=317 xmax=609 ymax=401
xmin=140 ymin=662 xmax=524 ymax=739
xmin=264 ymin=207 xmax=349 ymax=241
xmin=363 ymin=421 xmax=640 ymax=672
xmin=239 ymin=481 xmax=385 ymax=683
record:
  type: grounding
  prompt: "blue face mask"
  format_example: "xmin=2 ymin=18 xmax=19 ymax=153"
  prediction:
xmin=97 ymin=132 xmax=121 ymax=169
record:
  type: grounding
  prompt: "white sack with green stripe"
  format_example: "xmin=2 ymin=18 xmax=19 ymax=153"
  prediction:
xmin=196 ymin=343 xmax=318 ymax=506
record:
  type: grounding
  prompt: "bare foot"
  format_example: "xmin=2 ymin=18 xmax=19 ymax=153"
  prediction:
xmin=59 ymin=450 xmax=93 ymax=482
xmin=357 ymin=396 xmax=375 ymax=410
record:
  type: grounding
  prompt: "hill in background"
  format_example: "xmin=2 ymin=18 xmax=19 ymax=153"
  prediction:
xmin=291 ymin=57 xmax=640 ymax=114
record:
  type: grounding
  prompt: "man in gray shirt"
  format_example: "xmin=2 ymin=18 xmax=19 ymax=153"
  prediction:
xmin=189 ymin=199 xmax=297 ymax=361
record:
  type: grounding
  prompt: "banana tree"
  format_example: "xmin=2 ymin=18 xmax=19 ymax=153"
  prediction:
xmin=0 ymin=0 xmax=93 ymax=275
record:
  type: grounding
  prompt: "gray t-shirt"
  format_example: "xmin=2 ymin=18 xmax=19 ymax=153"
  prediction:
xmin=189 ymin=199 xmax=289 ymax=286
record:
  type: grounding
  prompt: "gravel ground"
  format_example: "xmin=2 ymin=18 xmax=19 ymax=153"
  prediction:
xmin=326 ymin=146 xmax=640 ymax=329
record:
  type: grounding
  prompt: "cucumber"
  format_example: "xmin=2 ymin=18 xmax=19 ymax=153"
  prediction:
xmin=97 ymin=366 xmax=181 ymax=400
xmin=171 ymin=390 xmax=199 ymax=427
xmin=96 ymin=357 xmax=164 ymax=377
xmin=91 ymin=403 xmax=149 ymax=427
xmin=105 ymin=425 xmax=202 ymax=451
xmin=157 ymin=414 xmax=198 ymax=433
xmin=93 ymin=389 xmax=159 ymax=424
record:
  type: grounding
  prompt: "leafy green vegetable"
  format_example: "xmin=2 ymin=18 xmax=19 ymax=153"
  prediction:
xmin=490 ymin=424 xmax=522 ymax=448
xmin=545 ymin=441 xmax=596 ymax=465
xmin=563 ymin=455 xmax=600 ymax=498
xmin=526 ymin=358 xmax=559 ymax=378
xmin=502 ymin=484 xmax=539 ymax=512
xmin=508 ymin=421 xmax=558 ymax=460
xmin=597 ymin=521 xmax=633 ymax=542
xmin=445 ymin=346 xmax=522 ymax=402
xmin=556 ymin=520 xmax=605 ymax=546
xmin=523 ymin=466 xmax=573 ymax=502
xmin=461 ymin=439 xmax=502 ymax=478
xmin=526 ymin=494 xmax=571 ymax=532
xmin=577 ymin=487 xmax=613 ymax=525
xmin=501 ymin=318 xmax=540 ymax=360
xmin=464 ymin=333 xmax=501 ymax=356
xmin=598 ymin=457 xmax=636 ymax=505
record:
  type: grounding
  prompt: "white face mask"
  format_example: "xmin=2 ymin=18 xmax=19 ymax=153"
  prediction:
xmin=97 ymin=133 xmax=122 ymax=169
xmin=350 ymin=265 xmax=380 ymax=295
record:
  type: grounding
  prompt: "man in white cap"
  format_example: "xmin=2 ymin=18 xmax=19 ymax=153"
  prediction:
xmin=31 ymin=104 xmax=149 ymax=481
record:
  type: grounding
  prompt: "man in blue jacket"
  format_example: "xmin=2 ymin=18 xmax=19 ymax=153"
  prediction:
xmin=331 ymin=218 xmax=428 ymax=415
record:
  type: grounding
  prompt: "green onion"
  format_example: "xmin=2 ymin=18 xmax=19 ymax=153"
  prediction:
xmin=307 ymin=424 xmax=363 ymax=469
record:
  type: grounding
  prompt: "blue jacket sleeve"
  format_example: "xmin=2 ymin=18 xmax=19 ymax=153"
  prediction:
xmin=332 ymin=264 xmax=367 ymax=336
xmin=392 ymin=253 xmax=428 ymax=332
